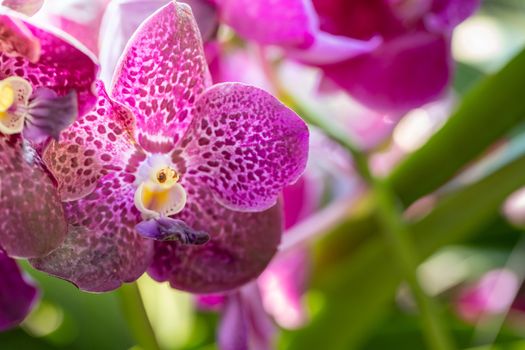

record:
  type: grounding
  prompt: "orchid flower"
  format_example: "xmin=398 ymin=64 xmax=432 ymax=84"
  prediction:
xmin=0 ymin=9 xmax=97 ymax=258
xmin=0 ymin=8 xmax=97 ymax=329
xmin=218 ymin=0 xmax=480 ymax=113
xmin=31 ymin=1 xmax=308 ymax=293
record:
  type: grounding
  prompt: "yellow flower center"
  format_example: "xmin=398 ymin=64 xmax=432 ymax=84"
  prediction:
xmin=134 ymin=165 xmax=187 ymax=218
xmin=0 ymin=76 xmax=32 ymax=135
xmin=0 ymin=83 xmax=15 ymax=113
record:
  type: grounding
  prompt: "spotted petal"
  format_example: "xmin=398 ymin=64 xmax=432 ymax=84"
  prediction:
xmin=0 ymin=251 xmax=39 ymax=331
xmin=149 ymin=185 xmax=282 ymax=293
xmin=111 ymin=1 xmax=211 ymax=150
xmin=0 ymin=134 xmax=67 ymax=258
xmin=179 ymin=83 xmax=308 ymax=212
xmin=30 ymin=174 xmax=154 ymax=292
xmin=0 ymin=9 xmax=98 ymax=117
xmin=44 ymin=81 xmax=138 ymax=202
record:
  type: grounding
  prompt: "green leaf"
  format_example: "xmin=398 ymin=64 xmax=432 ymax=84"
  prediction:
xmin=287 ymin=147 xmax=525 ymax=350
xmin=390 ymin=46 xmax=525 ymax=206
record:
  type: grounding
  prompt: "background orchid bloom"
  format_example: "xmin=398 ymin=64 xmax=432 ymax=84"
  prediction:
xmin=455 ymin=269 xmax=520 ymax=323
xmin=218 ymin=0 xmax=479 ymax=113
xmin=0 ymin=8 xmax=97 ymax=330
xmin=32 ymin=1 xmax=308 ymax=294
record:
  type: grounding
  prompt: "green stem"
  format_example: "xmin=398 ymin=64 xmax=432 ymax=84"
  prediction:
xmin=118 ymin=282 xmax=161 ymax=350
xmin=373 ymin=178 xmax=455 ymax=350
xmin=258 ymin=48 xmax=455 ymax=349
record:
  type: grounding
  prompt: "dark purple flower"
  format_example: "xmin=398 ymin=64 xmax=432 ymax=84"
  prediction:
xmin=32 ymin=2 xmax=308 ymax=293
xmin=0 ymin=250 xmax=39 ymax=331
xmin=218 ymin=0 xmax=479 ymax=112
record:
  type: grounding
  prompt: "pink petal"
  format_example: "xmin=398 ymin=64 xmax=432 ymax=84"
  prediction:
xmin=1 ymin=0 xmax=43 ymax=16
xmin=44 ymin=81 xmax=138 ymax=202
xmin=149 ymin=187 xmax=282 ymax=293
xmin=179 ymin=83 xmax=308 ymax=212
xmin=30 ymin=174 xmax=154 ymax=292
xmin=219 ymin=293 xmax=248 ymax=350
xmin=38 ymin=0 xmax=110 ymax=55
xmin=99 ymin=0 xmax=169 ymax=85
xmin=0 ymin=135 xmax=67 ymax=258
xmin=111 ymin=1 xmax=211 ymax=151
xmin=218 ymin=284 xmax=276 ymax=350
xmin=321 ymin=32 xmax=451 ymax=113
xmin=0 ymin=251 xmax=39 ymax=331
xmin=426 ymin=0 xmax=480 ymax=32
xmin=0 ymin=11 xmax=98 ymax=116
xmin=218 ymin=0 xmax=315 ymax=48
xmin=258 ymin=249 xmax=309 ymax=329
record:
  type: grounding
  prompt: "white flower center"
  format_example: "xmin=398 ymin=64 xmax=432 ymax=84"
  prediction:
xmin=134 ymin=154 xmax=187 ymax=218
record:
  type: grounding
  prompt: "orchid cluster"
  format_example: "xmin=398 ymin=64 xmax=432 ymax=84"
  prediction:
xmin=5 ymin=1 xmax=525 ymax=350
xmin=0 ymin=0 xmax=308 ymax=330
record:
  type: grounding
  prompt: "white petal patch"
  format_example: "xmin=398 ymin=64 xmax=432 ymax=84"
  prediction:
xmin=134 ymin=181 xmax=187 ymax=218
xmin=0 ymin=76 xmax=32 ymax=135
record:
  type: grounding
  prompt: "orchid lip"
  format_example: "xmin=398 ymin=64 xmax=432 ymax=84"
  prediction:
xmin=134 ymin=155 xmax=188 ymax=218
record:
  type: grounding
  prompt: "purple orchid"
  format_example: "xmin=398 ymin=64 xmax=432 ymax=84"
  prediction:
xmin=32 ymin=1 xmax=308 ymax=294
xmin=0 ymin=250 xmax=39 ymax=331
xmin=0 ymin=9 xmax=97 ymax=259
xmin=218 ymin=0 xmax=479 ymax=113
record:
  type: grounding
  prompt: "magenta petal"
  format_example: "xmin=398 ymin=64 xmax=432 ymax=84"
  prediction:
xmin=219 ymin=293 xmax=248 ymax=350
xmin=181 ymin=83 xmax=308 ymax=212
xmin=111 ymin=1 xmax=211 ymax=149
xmin=44 ymin=81 xmax=137 ymax=202
xmin=0 ymin=135 xmax=67 ymax=258
xmin=0 ymin=12 xmax=98 ymax=117
xmin=287 ymin=30 xmax=381 ymax=65
xmin=322 ymin=32 xmax=451 ymax=113
xmin=218 ymin=285 xmax=276 ymax=350
xmin=239 ymin=284 xmax=276 ymax=350
xmin=149 ymin=189 xmax=282 ymax=293
xmin=0 ymin=251 xmax=39 ymax=331
xmin=30 ymin=175 xmax=154 ymax=292
xmin=427 ymin=0 xmax=480 ymax=32
xmin=218 ymin=0 xmax=315 ymax=48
